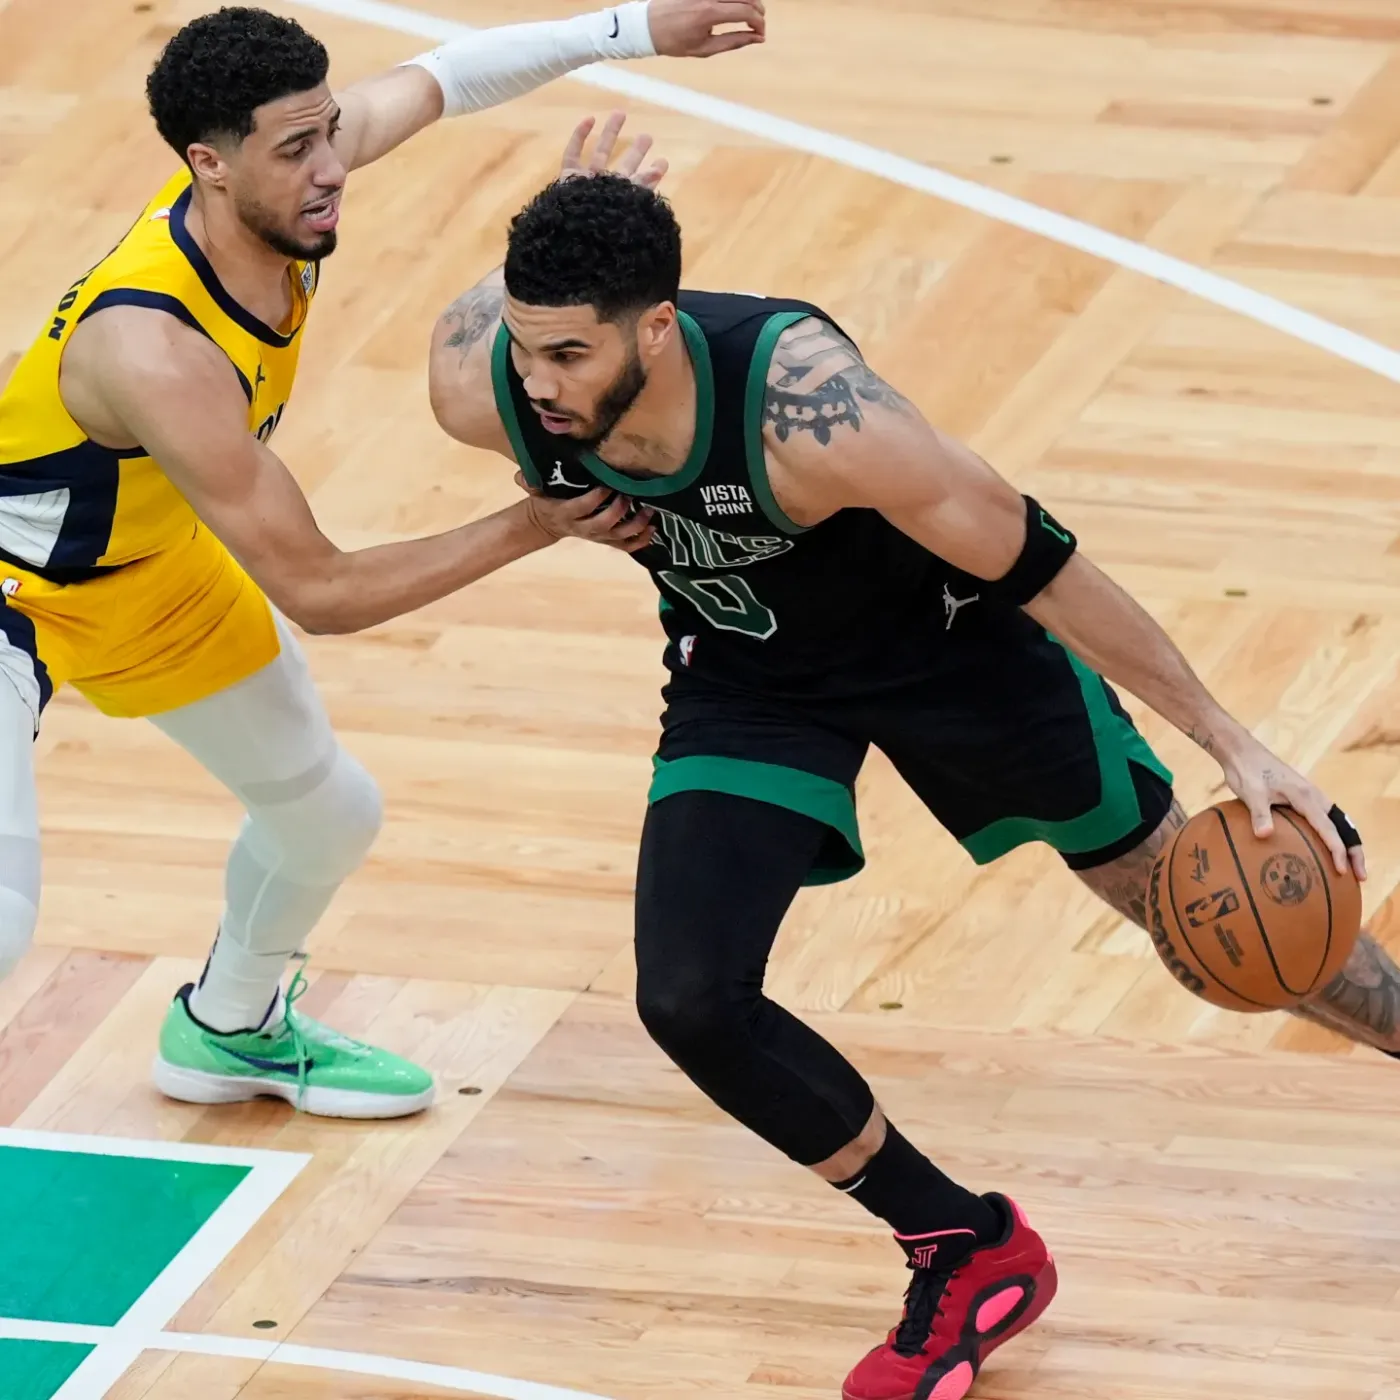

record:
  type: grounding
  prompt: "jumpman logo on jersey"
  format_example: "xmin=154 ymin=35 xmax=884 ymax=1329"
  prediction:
xmin=943 ymin=583 xmax=980 ymax=630
xmin=548 ymin=461 xmax=590 ymax=489
xmin=254 ymin=363 xmax=266 ymax=390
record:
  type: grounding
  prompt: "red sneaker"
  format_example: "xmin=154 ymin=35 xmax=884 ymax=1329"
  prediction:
xmin=842 ymin=1194 xmax=1057 ymax=1400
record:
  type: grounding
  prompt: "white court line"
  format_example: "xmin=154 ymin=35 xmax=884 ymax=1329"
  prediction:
xmin=0 ymin=1127 xmax=306 ymax=1171
xmin=0 ymin=1131 xmax=308 ymax=1399
xmin=0 ymin=1319 xmax=620 ymax=1400
xmin=0 ymin=1134 xmax=608 ymax=1399
xmin=284 ymin=0 xmax=1400 ymax=386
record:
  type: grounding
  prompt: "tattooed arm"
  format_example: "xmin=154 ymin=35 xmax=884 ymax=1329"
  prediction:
xmin=761 ymin=319 xmax=1362 ymax=877
xmin=427 ymin=268 xmax=515 ymax=458
xmin=1294 ymin=934 xmax=1400 ymax=1053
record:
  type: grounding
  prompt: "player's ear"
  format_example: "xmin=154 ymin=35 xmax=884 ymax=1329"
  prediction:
xmin=636 ymin=301 xmax=677 ymax=361
xmin=186 ymin=142 xmax=228 ymax=189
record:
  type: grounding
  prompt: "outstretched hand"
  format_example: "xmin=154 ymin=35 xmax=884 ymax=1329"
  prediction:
xmin=517 ymin=472 xmax=656 ymax=553
xmin=560 ymin=110 xmax=668 ymax=189
xmin=646 ymin=0 xmax=766 ymax=59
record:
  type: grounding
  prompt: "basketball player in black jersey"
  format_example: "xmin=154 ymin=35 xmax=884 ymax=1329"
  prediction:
xmin=429 ymin=116 xmax=1392 ymax=1400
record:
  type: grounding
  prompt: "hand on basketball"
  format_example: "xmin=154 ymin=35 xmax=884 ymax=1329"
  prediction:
xmin=646 ymin=0 xmax=766 ymax=58
xmin=560 ymin=112 xmax=668 ymax=190
xmin=518 ymin=474 xmax=656 ymax=553
xmin=1218 ymin=734 xmax=1366 ymax=881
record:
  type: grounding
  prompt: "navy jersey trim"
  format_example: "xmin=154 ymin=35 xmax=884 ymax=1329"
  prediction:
xmin=168 ymin=187 xmax=301 ymax=349
xmin=79 ymin=289 xmax=253 ymax=401
xmin=0 ymin=595 xmax=53 ymax=714
xmin=0 ymin=442 xmax=122 ymax=570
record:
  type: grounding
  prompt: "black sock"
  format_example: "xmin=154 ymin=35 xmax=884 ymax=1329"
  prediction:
xmin=831 ymin=1122 xmax=1000 ymax=1249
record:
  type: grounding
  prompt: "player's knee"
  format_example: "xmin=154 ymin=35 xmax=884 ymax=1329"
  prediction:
xmin=302 ymin=749 xmax=383 ymax=880
xmin=249 ymin=746 xmax=384 ymax=884
xmin=0 ymin=886 xmax=39 ymax=982
xmin=636 ymin=965 xmax=751 ymax=1066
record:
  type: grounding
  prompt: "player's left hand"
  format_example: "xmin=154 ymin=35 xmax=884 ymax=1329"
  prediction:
xmin=516 ymin=472 xmax=656 ymax=553
xmin=559 ymin=111 xmax=668 ymax=190
xmin=647 ymin=0 xmax=766 ymax=59
xmin=1217 ymin=732 xmax=1366 ymax=881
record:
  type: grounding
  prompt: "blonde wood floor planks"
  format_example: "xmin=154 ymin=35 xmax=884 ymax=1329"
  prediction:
xmin=5 ymin=0 xmax=1400 ymax=1396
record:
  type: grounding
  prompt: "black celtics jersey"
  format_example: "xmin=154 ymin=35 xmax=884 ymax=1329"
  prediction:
xmin=491 ymin=291 xmax=1038 ymax=699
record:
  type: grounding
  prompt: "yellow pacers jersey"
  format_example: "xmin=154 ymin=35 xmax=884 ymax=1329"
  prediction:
xmin=0 ymin=169 xmax=318 ymax=721
xmin=0 ymin=168 xmax=316 ymax=570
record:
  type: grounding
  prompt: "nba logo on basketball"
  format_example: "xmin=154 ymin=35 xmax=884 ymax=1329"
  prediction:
xmin=1184 ymin=888 xmax=1240 ymax=928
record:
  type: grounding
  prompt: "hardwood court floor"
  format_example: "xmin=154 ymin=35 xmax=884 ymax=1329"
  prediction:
xmin=5 ymin=0 xmax=1400 ymax=1396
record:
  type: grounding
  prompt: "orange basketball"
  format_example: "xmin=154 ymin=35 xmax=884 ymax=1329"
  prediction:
xmin=1145 ymin=799 xmax=1361 ymax=1012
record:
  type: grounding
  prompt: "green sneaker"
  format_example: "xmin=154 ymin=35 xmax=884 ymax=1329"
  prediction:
xmin=151 ymin=966 xmax=435 ymax=1119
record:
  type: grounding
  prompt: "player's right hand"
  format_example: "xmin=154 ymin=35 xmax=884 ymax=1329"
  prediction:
xmin=519 ymin=476 xmax=656 ymax=553
xmin=1216 ymin=730 xmax=1366 ymax=882
xmin=559 ymin=111 xmax=668 ymax=190
xmin=647 ymin=0 xmax=766 ymax=59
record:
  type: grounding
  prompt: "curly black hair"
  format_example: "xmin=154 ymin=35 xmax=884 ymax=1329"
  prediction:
xmin=504 ymin=174 xmax=682 ymax=322
xmin=146 ymin=7 xmax=329 ymax=160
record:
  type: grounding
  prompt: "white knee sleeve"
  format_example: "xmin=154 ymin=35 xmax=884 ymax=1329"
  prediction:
xmin=0 ymin=885 xmax=38 ymax=982
xmin=150 ymin=618 xmax=384 ymax=1031
xmin=237 ymin=742 xmax=383 ymax=888
xmin=0 ymin=670 xmax=41 ymax=984
xmin=190 ymin=744 xmax=382 ymax=1032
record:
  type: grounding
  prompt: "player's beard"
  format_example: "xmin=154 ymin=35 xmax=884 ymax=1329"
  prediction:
xmin=574 ymin=346 xmax=648 ymax=450
xmin=236 ymin=191 xmax=338 ymax=262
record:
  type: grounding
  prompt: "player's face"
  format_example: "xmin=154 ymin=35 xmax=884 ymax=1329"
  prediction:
xmin=225 ymin=85 xmax=346 ymax=261
xmin=504 ymin=298 xmax=672 ymax=449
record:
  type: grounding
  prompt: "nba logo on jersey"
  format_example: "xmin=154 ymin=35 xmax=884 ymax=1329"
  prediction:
xmin=679 ymin=635 xmax=697 ymax=666
xmin=301 ymin=264 xmax=315 ymax=293
xmin=1 ymin=578 xmax=19 ymax=598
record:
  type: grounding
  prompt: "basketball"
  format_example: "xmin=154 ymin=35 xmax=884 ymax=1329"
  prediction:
xmin=1146 ymin=800 xmax=1361 ymax=1012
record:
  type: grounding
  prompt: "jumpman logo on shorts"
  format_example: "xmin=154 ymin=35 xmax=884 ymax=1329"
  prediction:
xmin=943 ymin=582 xmax=979 ymax=630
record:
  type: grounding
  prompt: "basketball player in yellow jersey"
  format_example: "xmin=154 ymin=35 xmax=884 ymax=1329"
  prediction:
xmin=0 ymin=2 xmax=763 ymax=1117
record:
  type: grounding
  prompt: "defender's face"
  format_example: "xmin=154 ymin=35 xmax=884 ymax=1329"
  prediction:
xmin=220 ymin=84 xmax=346 ymax=261
xmin=503 ymin=297 xmax=668 ymax=448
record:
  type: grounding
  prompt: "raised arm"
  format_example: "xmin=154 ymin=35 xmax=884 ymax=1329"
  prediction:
xmin=334 ymin=0 xmax=764 ymax=171
xmin=65 ymin=309 xmax=650 ymax=634
xmin=760 ymin=318 xmax=1363 ymax=878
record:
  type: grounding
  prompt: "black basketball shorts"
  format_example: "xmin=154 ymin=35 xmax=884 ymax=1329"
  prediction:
xmin=647 ymin=630 xmax=1176 ymax=886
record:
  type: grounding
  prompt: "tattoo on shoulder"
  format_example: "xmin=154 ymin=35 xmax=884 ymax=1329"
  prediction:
xmin=442 ymin=283 xmax=505 ymax=363
xmin=763 ymin=317 xmax=913 ymax=447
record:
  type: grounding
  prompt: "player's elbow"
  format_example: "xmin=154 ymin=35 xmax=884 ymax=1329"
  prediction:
xmin=264 ymin=561 xmax=360 ymax=636
xmin=282 ymin=590 xmax=363 ymax=636
xmin=292 ymin=608 xmax=348 ymax=637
